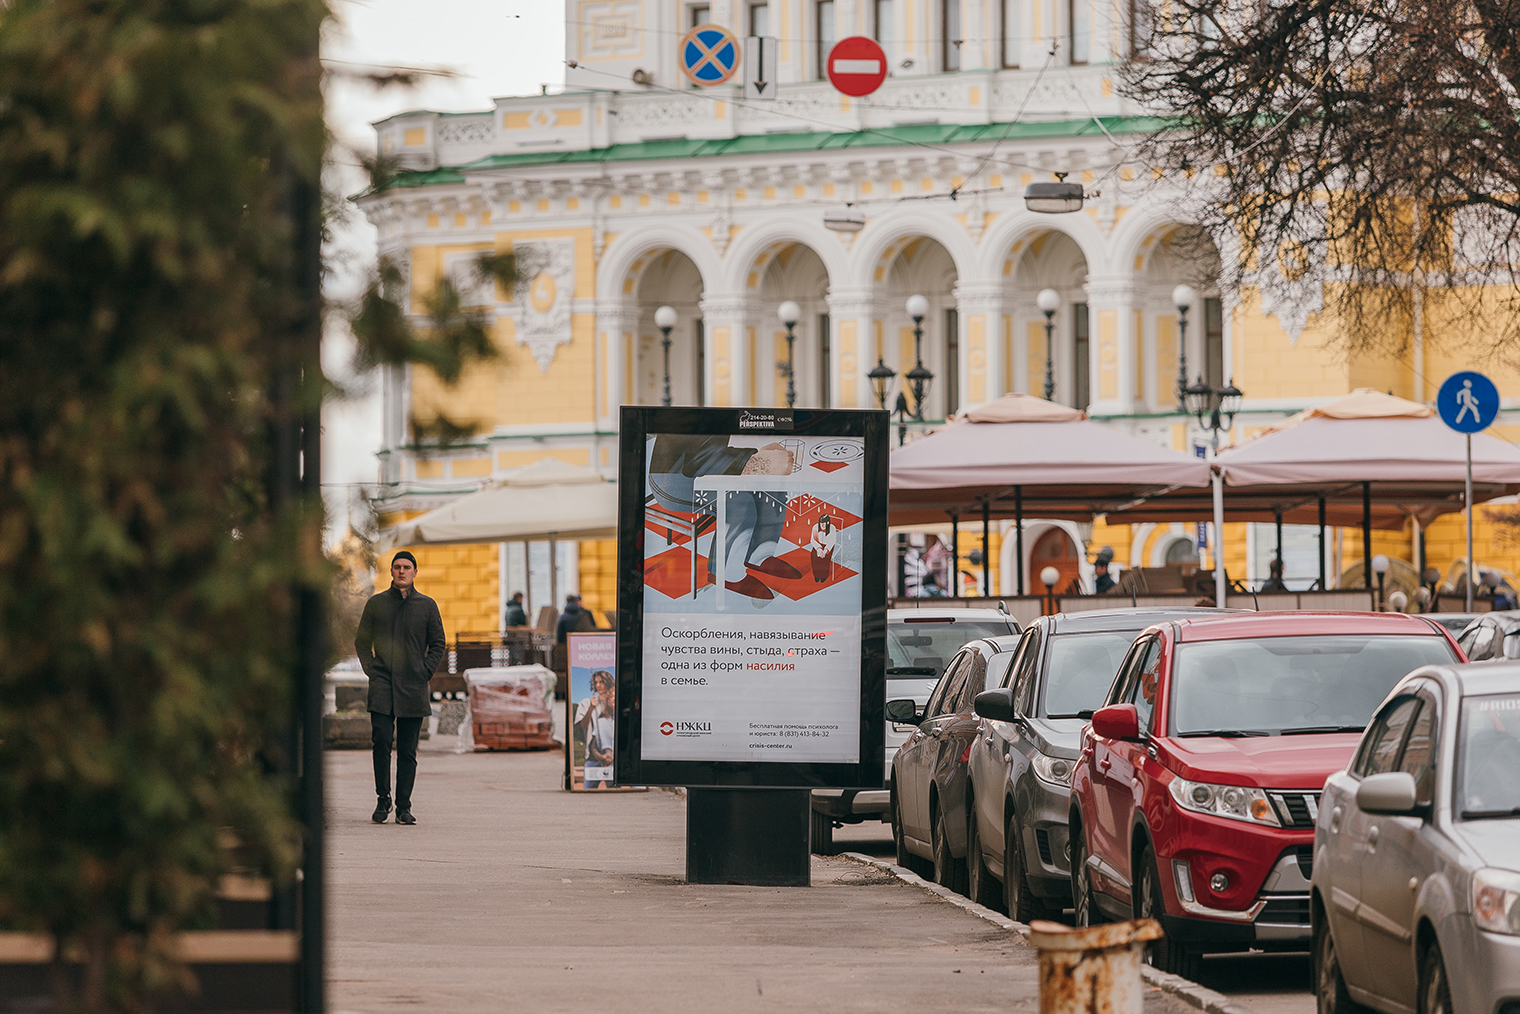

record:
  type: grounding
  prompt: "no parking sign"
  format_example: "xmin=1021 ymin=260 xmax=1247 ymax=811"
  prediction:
xmin=680 ymin=24 xmax=740 ymax=85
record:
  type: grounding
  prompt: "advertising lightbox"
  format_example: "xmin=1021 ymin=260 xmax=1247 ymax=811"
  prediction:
xmin=615 ymin=407 xmax=887 ymax=788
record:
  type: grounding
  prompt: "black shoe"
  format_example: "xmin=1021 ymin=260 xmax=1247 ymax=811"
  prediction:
xmin=395 ymin=809 xmax=416 ymax=825
xmin=372 ymin=797 xmax=392 ymax=823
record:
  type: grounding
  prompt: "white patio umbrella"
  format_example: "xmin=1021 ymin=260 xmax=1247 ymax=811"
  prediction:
xmin=379 ymin=457 xmax=618 ymax=548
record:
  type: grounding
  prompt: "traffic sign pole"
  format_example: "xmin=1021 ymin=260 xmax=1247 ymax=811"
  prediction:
xmin=1467 ymin=433 xmax=1474 ymax=612
xmin=1436 ymin=370 xmax=1496 ymax=610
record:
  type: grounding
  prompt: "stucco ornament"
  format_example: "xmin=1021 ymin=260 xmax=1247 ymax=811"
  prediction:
xmin=512 ymin=238 xmax=576 ymax=373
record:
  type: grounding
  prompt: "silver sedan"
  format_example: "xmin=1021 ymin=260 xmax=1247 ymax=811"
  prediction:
xmin=1313 ymin=661 xmax=1520 ymax=1014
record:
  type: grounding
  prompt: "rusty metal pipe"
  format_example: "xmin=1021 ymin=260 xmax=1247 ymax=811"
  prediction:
xmin=1028 ymin=919 xmax=1163 ymax=1014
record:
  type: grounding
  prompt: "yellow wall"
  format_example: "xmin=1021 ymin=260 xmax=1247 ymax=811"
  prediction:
xmin=578 ymin=539 xmax=618 ymax=618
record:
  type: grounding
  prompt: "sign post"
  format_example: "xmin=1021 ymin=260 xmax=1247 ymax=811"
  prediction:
xmin=825 ymin=36 xmax=888 ymax=97
xmin=744 ymin=36 xmax=778 ymax=99
xmin=1437 ymin=370 xmax=1499 ymax=611
xmin=616 ymin=407 xmax=888 ymax=885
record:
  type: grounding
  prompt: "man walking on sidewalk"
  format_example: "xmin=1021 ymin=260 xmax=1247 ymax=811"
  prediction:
xmin=355 ymin=551 xmax=446 ymax=825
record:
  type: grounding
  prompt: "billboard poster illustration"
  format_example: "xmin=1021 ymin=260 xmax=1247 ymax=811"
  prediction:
xmin=567 ymin=632 xmax=618 ymax=790
xmin=639 ymin=429 xmax=868 ymax=766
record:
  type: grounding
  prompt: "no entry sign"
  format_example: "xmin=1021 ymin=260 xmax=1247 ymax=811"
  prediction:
xmin=826 ymin=36 xmax=887 ymax=97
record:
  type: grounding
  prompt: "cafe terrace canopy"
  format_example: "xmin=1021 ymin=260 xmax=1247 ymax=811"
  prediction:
xmin=890 ymin=393 xmax=1213 ymax=592
xmin=1107 ymin=389 xmax=1520 ymax=591
xmin=379 ymin=457 xmax=618 ymax=549
xmin=1110 ymin=389 xmax=1520 ymax=530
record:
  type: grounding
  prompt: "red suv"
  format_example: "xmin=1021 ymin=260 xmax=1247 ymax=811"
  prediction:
xmin=1069 ymin=612 xmax=1461 ymax=979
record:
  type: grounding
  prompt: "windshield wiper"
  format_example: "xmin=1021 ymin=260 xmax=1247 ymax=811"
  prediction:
xmin=1281 ymin=725 xmax=1365 ymax=735
xmin=1177 ymin=729 xmax=1271 ymax=738
xmin=1461 ymin=806 xmax=1520 ymax=820
xmin=887 ymin=667 xmax=937 ymax=676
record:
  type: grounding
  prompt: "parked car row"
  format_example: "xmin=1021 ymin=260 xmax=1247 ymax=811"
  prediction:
xmin=887 ymin=607 xmax=1520 ymax=1013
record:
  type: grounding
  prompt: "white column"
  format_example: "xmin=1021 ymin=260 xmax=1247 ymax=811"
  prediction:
xmin=1083 ymin=276 xmax=1141 ymax=416
xmin=1006 ymin=293 xmax=1035 ymax=395
xmin=953 ymin=282 xmax=1006 ymax=408
xmin=696 ymin=294 xmax=752 ymax=408
xmin=826 ymin=289 xmax=882 ymax=409
xmin=595 ymin=302 xmax=641 ymax=414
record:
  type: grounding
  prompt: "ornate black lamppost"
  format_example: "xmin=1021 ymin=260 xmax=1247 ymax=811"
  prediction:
xmin=1173 ymin=284 xmax=1195 ymax=411
xmin=777 ymin=300 xmax=800 ymax=409
xmin=1037 ymin=287 xmax=1060 ymax=401
xmin=654 ymin=304 xmax=677 ymax=407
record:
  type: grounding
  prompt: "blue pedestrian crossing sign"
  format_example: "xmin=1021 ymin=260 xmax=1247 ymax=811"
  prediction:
xmin=1437 ymin=371 xmax=1499 ymax=433
xmin=680 ymin=24 xmax=740 ymax=85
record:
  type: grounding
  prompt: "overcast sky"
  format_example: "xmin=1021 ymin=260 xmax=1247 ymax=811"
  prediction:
xmin=320 ymin=0 xmax=566 ymax=539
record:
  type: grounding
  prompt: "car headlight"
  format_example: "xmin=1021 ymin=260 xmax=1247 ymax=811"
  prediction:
xmin=1031 ymin=752 xmax=1073 ymax=787
xmin=1167 ymin=775 xmax=1281 ymax=826
xmin=1473 ymin=868 xmax=1520 ymax=935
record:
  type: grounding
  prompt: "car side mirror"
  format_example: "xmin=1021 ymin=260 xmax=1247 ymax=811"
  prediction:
xmin=1091 ymin=703 xmax=1141 ymax=742
xmin=974 ymin=688 xmax=1016 ymax=723
xmin=886 ymin=699 xmax=922 ymax=725
xmin=1356 ymin=771 xmax=1421 ymax=816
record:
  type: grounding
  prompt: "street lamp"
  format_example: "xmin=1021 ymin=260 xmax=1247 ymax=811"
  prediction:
xmin=777 ymin=300 xmax=801 ymax=409
xmin=1187 ymin=372 xmax=1243 ymax=608
xmin=1040 ymin=565 xmax=1061 ymax=615
xmin=1387 ymin=589 xmax=1408 ymax=613
xmin=1024 ymin=173 xmax=1084 ymax=214
xmin=867 ymin=358 xmax=896 ymax=411
xmin=1172 ymin=284 xmax=1196 ymax=411
xmin=1372 ymin=553 xmax=1390 ymax=611
xmin=654 ymin=304 xmax=678 ymax=407
xmin=1037 ymin=288 xmax=1060 ymax=402
xmin=905 ymin=294 xmax=934 ymax=421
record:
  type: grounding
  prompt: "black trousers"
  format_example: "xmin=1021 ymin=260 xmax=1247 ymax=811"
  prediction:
xmin=371 ymin=712 xmax=425 ymax=808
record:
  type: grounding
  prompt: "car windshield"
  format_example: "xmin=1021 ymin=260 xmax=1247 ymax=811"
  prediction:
xmin=886 ymin=619 xmax=1014 ymax=679
xmin=1458 ymin=692 xmax=1520 ymax=819
xmin=1042 ymin=631 xmax=1141 ymax=718
xmin=1171 ymin=635 xmax=1456 ymax=736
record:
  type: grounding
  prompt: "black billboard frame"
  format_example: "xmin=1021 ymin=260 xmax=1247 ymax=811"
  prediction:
xmin=614 ymin=406 xmax=889 ymax=790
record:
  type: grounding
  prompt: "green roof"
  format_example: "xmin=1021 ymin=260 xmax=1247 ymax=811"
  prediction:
xmin=376 ymin=116 xmax=1166 ymax=191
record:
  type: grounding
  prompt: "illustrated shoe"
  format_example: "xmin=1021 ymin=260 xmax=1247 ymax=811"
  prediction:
xmin=372 ymin=797 xmax=392 ymax=824
xmin=746 ymin=557 xmax=801 ymax=580
xmin=725 ymin=575 xmax=775 ymax=600
xmin=395 ymin=809 xmax=416 ymax=825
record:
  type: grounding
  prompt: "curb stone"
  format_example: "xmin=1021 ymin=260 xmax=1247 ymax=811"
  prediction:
xmin=839 ymin=852 xmax=1255 ymax=1014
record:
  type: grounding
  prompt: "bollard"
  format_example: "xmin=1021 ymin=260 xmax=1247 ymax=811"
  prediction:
xmin=1028 ymin=918 xmax=1163 ymax=1014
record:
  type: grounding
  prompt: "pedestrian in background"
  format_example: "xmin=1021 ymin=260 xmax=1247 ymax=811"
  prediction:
xmin=555 ymin=593 xmax=585 ymax=644
xmin=503 ymin=590 xmax=528 ymax=628
xmin=355 ymin=551 xmax=446 ymax=825
xmin=1092 ymin=546 xmax=1116 ymax=594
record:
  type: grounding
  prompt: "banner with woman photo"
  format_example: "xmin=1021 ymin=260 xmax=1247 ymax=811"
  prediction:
xmin=566 ymin=632 xmax=618 ymax=790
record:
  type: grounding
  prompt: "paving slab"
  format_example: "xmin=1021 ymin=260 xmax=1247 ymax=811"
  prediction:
xmin=327 ymin=748 xmax=1204 ymax=1014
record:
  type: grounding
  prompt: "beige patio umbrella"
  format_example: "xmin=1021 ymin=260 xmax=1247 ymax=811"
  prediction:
xmin=890 ymin=393 xmax=1213 ymax=593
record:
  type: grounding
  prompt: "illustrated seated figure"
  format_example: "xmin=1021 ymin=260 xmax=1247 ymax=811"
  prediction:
xmin=646 ymin=434 xmax=799 ymax=602
xmin=808 ymin=515 xmax=837 ymax=583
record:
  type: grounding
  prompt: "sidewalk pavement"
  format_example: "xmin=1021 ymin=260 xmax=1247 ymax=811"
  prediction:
xmin=327 ymin=747 xmax=1202 ymax=1014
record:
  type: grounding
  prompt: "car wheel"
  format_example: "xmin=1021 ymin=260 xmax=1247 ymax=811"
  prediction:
xmin=1071 ymin=822 xmax=1098 ymax=927
xmin=810 ymin=806 xmax=836 ymax=856
xmin=1004 ymin=815 xmax=1054 ymax=924
xmin=966 ymin=796 xmax=1001 ymax=911
xmin=932 ymin=800 xmax=968 ymax=895
xmin=1315 ymin=913 xmax=1365 ymax=1014
xmin=1137 ymin=844 xmax=1202 ymax=981
xmin=1418 ymin=942 xmax=1452 ymax=1014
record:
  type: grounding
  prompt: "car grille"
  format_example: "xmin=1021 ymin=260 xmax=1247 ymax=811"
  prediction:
xmin=1036 ymin=828 xmax=1053 ymax=866
xmin=1268 ymin=791 xmax=1321 ymax=829
xmin=1258 ymin=896 xmax=1311 ymax=925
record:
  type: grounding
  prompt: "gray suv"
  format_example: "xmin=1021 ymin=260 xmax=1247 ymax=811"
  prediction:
xmin=965 ymin=608 xmax=1223 ymax=919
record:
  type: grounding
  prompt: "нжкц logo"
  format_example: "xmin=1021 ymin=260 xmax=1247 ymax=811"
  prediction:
xmin=660 ymin=721 xmax=674 ymax=736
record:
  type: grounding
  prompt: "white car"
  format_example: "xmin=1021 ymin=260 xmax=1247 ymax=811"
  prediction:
xmin=810 ymin=605 xmax=1019 ymax=854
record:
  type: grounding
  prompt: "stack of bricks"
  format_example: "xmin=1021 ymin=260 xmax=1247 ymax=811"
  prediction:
xmin=468 ymin=674 xmax=555 ymax=750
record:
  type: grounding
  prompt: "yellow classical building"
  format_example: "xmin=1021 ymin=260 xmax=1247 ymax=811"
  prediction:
xmin=359 ymin=0 xmax=1520 ymax=635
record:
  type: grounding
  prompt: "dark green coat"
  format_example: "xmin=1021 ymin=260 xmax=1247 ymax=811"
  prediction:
xmin=355 ymin=585 xmax=447 ymax=718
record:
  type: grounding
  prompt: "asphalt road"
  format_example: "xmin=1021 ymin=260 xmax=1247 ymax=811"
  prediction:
xmin=827 ymin=817 xmax=1314 ymax=1014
